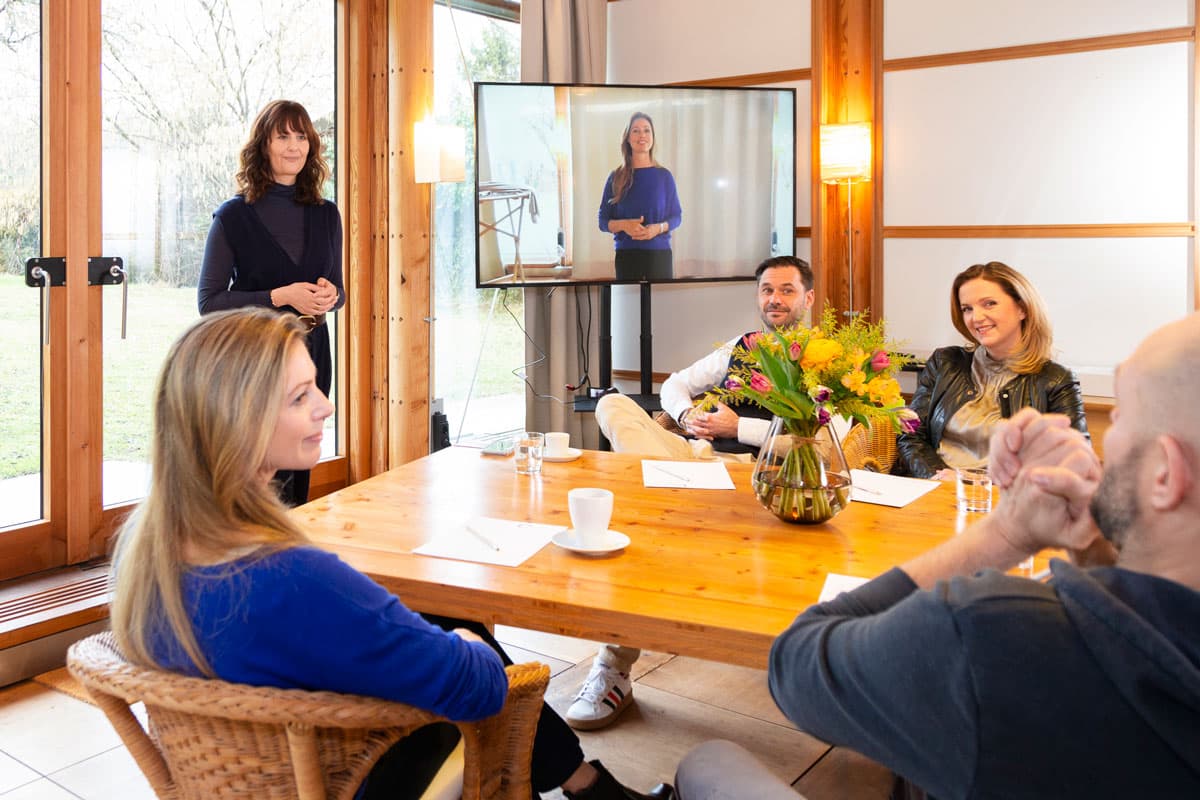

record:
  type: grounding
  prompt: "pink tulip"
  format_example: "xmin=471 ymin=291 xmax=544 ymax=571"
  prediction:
xmin=749 ymin=372 xmax=772 ymax=393
xmin=789 ymin=340 xmax=803 ymax=361
xmin=870 ymin=350 xmax=891 ymax=371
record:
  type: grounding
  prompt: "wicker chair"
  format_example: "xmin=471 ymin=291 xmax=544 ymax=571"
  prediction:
xmin=841 ymin=418 xmax=899 ymax=474
xmin=66 ymin=632 xmax=550 ymax=800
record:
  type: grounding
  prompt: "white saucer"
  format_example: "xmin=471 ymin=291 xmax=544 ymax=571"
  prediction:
xmin=542 ymin=447 xmax=583 ymax=463
xmin=552 ymin=529 xmax=630 ymax=555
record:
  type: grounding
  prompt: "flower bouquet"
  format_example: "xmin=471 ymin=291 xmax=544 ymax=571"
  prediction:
xmin=701 ymin=308 xmax=918 ymax=523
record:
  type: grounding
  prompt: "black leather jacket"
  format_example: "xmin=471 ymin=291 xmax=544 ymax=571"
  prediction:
xmin=897 ymin=346 xmax=1089 ymax=478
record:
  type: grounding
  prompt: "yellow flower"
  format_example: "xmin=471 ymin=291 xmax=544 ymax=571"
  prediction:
xmin=800 ymin=338 xmax=843 ymax=371
xmin=841 ymin=369 xmax=868 ymax=396
xmin=866 ymin=375 xmax=903 ymax=406
xmin=848 ymin=348 xmax=868 ymax=368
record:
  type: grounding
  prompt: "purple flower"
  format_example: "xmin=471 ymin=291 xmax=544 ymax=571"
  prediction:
xmin=749 ymin=372 xmax=772 ymax=393
xmin=816 ymin=406 xmax=832 ymax=427
xmin=724 ymin=377 xmax=743 ymax=392
xmin=870 ymin=350 xmax=891 ymax=371
xmin=809 ymin=385 xmax=832 ymax=403
xmin=898 ymin=408 xmax=920 ymax=433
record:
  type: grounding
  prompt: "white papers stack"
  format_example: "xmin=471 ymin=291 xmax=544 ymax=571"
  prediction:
xmin=641 ymin=460 xmax=736 ymax=490
xmin=818 ymin=573 xmax=871 ymax=603
xmin=849 ymin=469 xmax=940 ymax=507
xmin=412 ymin=516 xmax=561 ymax=567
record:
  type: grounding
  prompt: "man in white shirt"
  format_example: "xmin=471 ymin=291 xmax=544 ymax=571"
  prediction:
xmin=567 ymin=256 xmax=815 ymax=732
xmin=593 ymin=256 xmax=816 ymax=463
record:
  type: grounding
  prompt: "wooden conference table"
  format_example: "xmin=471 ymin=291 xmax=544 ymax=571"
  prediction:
xmin=298 ymin=446 xmax=984 ymax=670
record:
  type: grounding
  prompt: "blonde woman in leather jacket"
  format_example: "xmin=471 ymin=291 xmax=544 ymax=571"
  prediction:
xmin=897 ymin=262 xmax=1088 ymax=479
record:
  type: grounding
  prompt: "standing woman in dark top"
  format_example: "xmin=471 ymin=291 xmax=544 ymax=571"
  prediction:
xmin=198 ymin=99 xmax=344 ymax=506
xmin=598 ymin=112 xmax=682 ymax=281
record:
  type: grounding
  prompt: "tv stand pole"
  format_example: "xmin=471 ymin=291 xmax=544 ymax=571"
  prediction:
xmin=596 ymin=283 xmax=654 ymax=396
xmin=639 ymin=282 xmax=653 ymax=395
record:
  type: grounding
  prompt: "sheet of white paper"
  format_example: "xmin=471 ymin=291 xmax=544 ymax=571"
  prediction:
xmin=641 ymin=460 xmax=736 ymax=490
xmin=412 ymin=516 xmax=561 ymax=567
xmin=818 ymin=572 xmax=871 ymax=603
xmin=849 ymin=469 xmax=941 ymax=507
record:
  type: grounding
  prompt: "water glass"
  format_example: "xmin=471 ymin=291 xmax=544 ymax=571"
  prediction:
xmin=955 ymin=467 xmax=992 ymax=513
xmin=514 ymin=432 xmax=544 ymax=474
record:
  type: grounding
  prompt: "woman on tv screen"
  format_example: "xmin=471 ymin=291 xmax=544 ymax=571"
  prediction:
xmin=597 ymin=112 xmax=682 ymax=281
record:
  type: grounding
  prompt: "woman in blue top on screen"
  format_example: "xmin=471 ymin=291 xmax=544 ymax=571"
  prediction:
xmin=897 ymin=261 xmax=1088 ymax=480
xmin=598 ymin=112 xmax=682 ymax=281
xmin=109 ymin=308 xmax=671 ymax=800
xmin=198 ymin=99 xmax=344 ymax=508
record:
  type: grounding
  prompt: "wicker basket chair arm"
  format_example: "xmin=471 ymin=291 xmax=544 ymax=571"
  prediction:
xmin=460 ymin=662 xmax=550 ymax=800
xmin=67 ymin=632 xmax=549 ymax=800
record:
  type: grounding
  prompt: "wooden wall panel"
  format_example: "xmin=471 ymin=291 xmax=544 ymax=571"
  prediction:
xmin=388 ymin=0 xmax=434 ymax=467
xmin=812 ymin=0 xmax=882 ymax=321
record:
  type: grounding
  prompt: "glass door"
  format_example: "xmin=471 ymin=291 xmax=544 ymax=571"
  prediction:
xmin=0 ymin=0 xmax=43 ymax=530
xmin=99 ymin=0 xmax=338 ymax=507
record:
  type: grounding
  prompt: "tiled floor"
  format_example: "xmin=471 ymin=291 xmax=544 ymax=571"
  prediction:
xmin=0 ymin=627 xmax=893 ymax=799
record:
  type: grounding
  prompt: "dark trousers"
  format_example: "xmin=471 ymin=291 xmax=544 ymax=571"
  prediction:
xmin=275 ymin=323 xmax=332 ymax=507
xmin=615 ymin=248 xmax=673 ymax=282
xmin=360 ymin=614 xmax=584 ymax=799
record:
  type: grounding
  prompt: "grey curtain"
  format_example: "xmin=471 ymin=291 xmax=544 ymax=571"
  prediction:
xmin=521 ymin=0 xmax=606 ymax=447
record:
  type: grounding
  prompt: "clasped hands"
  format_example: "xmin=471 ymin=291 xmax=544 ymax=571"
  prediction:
xmin=617 ymin=216 xmax=665 ymax=241
xmin=682 ymin=401 xmax=740 ymax=440
xmin=274 ymin=277 xmax=338 ymax=316
xmin=986 ymin=408 xmax=1113 ymax=566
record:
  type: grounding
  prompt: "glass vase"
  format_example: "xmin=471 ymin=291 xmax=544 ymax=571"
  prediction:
xmin=752 ymin=416 xmax=852 ymax=524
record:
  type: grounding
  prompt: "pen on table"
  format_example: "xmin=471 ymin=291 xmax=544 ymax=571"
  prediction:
xmin=652 ymin=463 xmax=691 ymax=485
xmin=853 ymin=484 xmax=883 ymax=495
xmin=465 ymin=523 xmax=501 ymax=551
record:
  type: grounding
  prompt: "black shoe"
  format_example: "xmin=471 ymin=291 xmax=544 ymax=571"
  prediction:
xmin=563 ymin=759 xmax=675 ymax=800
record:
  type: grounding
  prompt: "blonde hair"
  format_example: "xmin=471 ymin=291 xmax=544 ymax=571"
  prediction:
xmin=111 ymin=308 xmax=311 ymax=675
xmin=950 ymin=261 xmax=1053 ymax=374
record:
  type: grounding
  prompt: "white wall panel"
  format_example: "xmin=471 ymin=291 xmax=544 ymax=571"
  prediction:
xmin=883 ymin=44 xmax=1189 ymax=225
xmin=882 ymin=238 xmax=1191 ymax=396
xmin=884 ymin=0 xmax=1188 ymax=60
xmin=607 ymin=0 xmax=810 ymax=84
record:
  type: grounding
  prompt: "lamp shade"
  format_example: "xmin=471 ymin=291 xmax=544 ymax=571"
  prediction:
xmin=819 ymin=122 xmax=872 ymax=183
xmin=414 ymin=120 xmax=466 ymax=184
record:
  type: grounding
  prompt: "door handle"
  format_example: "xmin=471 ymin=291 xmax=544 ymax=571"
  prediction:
xmin=25 ymin=257 xmax=66 ymax=346
xmin=88 ymin=257 xmax=128 ymax=339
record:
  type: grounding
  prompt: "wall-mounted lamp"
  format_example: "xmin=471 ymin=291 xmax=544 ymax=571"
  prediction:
xmin=819 ymin=122 xmax=872 ymax=317
xmin=414 ymin=120 xmax=466 ymax=184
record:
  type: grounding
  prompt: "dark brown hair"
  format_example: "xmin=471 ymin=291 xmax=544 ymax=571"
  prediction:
xmin=235 ymin=100 xmax=329 ymax=205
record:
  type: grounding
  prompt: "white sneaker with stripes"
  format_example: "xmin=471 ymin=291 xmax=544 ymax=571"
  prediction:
xmin=566 ymin=661 xmax=634 ymax=730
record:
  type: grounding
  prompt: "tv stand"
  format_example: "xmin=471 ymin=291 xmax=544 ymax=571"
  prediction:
xmin=573 ymin=282 xmax=662 ymax=415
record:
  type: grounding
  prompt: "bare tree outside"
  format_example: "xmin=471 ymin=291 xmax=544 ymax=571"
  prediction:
xmin=100 ymin=0 xmax=336 ymax=504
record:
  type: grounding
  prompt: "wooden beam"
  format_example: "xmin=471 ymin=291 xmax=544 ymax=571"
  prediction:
xmin=883 ymin=223 xmax=1195 ymax=238
xmin=884 ymin=26 xmax=1194 ymax=73
xmin=670 ymin=68 xmax=813 ymax=88
xmin=389 ymin=0 xmax=434 ymax=467
xmin=812 ymin=0 xmax=881 ymax=322
xmin=342 ymin=0 xmax=390 ymax=482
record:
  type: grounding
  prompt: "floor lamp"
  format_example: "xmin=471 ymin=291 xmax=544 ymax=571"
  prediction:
xmin=819 ymin=122 xmax=872 ymax=318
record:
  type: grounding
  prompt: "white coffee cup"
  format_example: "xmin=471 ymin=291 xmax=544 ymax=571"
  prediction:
xmin=545 ymin=431 xmax=570 ymax=456
xmin=568 ymin=487 xmax=614 ymax=547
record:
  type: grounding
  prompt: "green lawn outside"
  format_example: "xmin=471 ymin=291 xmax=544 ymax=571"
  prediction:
xmin=0 ymin=275 xmax=525 ymax=480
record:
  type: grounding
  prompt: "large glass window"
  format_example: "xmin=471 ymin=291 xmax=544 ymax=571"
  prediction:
xmin=0 ymin=0 xmax=42 ymax=529
xmin=100 ymin=0 xmax=337 ymax=505
xmin=432 ymin=5 xmax=527 ymax=443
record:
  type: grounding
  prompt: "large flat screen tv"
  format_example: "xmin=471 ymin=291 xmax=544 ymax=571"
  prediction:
xmin=474 ymin=82 xmax=796 ymax=287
